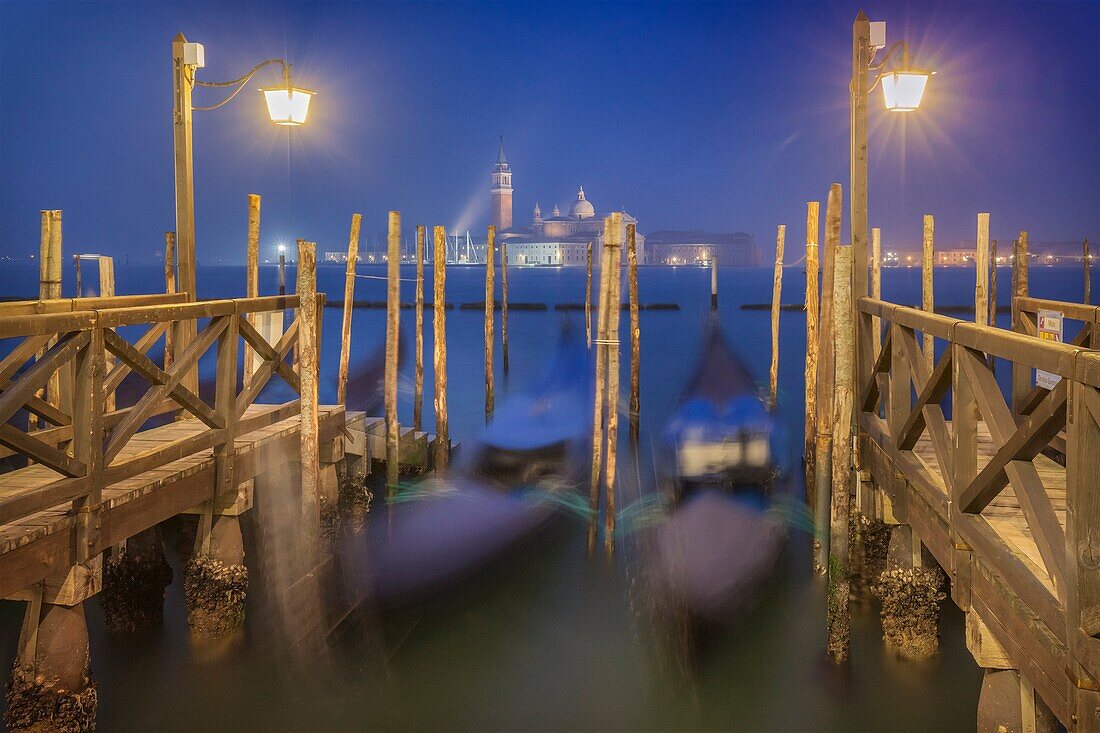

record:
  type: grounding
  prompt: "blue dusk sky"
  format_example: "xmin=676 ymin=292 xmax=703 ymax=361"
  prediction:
xmin=1 ymin=0 xmax=1097 ymax=262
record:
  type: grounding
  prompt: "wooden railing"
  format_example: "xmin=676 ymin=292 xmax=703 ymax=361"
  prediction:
xmin=0 ymin=294 xmax=310 ymax=559
xmin=857 ymin=296 xmax=1100 ymax=719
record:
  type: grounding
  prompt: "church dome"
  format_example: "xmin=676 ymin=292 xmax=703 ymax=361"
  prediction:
xmin=569 ymin=187 xmax=595 ymax=220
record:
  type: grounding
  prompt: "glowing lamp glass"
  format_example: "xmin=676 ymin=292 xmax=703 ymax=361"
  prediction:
xmin=882 ymin=70 xmax=930 ymax=112
xmin=261 ymin=87 xmax=314 ymax=126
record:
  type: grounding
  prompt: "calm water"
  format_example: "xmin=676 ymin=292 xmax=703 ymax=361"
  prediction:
xmin=0 ymin=261 xmax=1091 ymax=731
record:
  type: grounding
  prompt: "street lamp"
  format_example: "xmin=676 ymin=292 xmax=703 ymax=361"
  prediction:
xmin=171 ymin=33 xmax=314 ymax=305
xmin=171 ymin=33 xmax=313 ymax=392
xmin=849 ymin=12 xmax=933 ymax=392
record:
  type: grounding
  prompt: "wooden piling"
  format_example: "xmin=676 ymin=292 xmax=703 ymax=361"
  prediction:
xmin=990 ymin=239 xmax=998 ymax=326
xmin=804 ymin=201 xmax=820 ymax=496
xmin=164 ymin=232 xmax=176 ymax=370
xmin=36 ymin=211 xmax=64 ymax=430
xmin=1011 ymin=232 xmax=1031 ymax=417
xmin=586 ymin=241 xmax=593 ymax=348
xmin=501 ymin=241 xmax=510 ymax=374
xmin=99 ymin=257 xmax=117 ymax=412
xmin=628 ymin=224 xmax=640 ymax=442
xmin=297 ymin=240 xmax=322 ymax=532
xmin=485 ymin=226 xmax=496 ymax=421
xmin=243 ymin=195 xmax=261 ymax=391
xmin=337 ymin=213 xmax=362 ymax=406
xmin=871 ymin=227 xmax=882 ymax=354
xmin=769 ymin=225 xmax=786 ymax=410
xmin=385 ymin=212 xmax=401 ymax=495
xmin=813 ymin=184 xmax=842 ymax=575
xmin=432 ymin=226 xmax=450 ymax=471
xmin=976 ymin=214 xmax=990 ymax=328
xmin=278 ymin=251 xmax=286 ymax=296
xmin=1085 ymin=238 xmax=1092 ymax=306
xmin=711 ymin=254 xmax=718 ymax=310
xmin=922 ymin=214 xmax=935 ymax=372
xmin=414 ymin=225 xmax=425 ymax=430
xmin=604 ymin=213 xmax=623 ymax=555
xmin=587 ymin=222 xmax=613 ymax=552
xmin=827 ymin=242 xmax=854 ymax=664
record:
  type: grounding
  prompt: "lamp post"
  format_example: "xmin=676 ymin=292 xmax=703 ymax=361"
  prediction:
xmin=171 ymin=33 xmax=313 ymax=390
xmin=171 ymin=33 xmax=314 ymax=301
xmin=850 ymin=12 xmax=932 ymax=396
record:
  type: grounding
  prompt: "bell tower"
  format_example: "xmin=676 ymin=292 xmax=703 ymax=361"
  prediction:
xmin=491 ymin=135 xmax=513 ymax=231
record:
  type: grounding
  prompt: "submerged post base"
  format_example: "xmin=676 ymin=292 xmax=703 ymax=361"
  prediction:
xmin=184 ymin=515 xmax=248 ymax=636
xmin=4 ymin=602 xmax=97 ymax=733
xmin=101 ymin=529 xmax=172 ymax=634
xmin=873 ymin=566 xmax=945 ymax=659
xmin=183 ymin=556 xmax=248 ymax=636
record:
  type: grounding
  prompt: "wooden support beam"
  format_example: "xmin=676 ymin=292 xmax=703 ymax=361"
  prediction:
xmin=896 ymin=328 xmax=954 ymax=480
xmin=813 ymin=183 xmax=841 ymax=574
xmin=959 ymin=380 xmax=1068 ymax=513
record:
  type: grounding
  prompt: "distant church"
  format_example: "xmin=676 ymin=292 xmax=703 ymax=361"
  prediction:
xmin=491 ymin=137 xmax=645 ymax=266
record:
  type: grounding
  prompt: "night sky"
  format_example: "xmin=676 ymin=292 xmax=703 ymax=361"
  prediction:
xmin=1 ymin=1 xmax=1097 ymax=263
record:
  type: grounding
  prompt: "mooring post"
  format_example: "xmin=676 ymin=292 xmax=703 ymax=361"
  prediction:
xmin=501 ymin=240 xmax=510 ymax=374
xmin=604 ymin=213 xmax=623 ymax=555
xmin=278 ymin=249 xmax=286 ymax=296
xmin=99 ymin=256 xmax=117 ymax=413
xmin=337 ymin=214 xmax=362 ymax=406
xmin=804 ymin=201 xmax=820 ymax=503
xmin=1085 ymin=237 xmax=1092 ymax=305
xmin=587 ymin=226 xmax=613 ymax=553
xmin=1011 ymin=231 xmax=1031 ymax=418
xmin=432 ymin=226 xmax=450 ymax=471
xmin=243 ymin=194 xmax=261 ymax=390
xmin=164 ymin=232 xmax=176 ymax=370
xmin=827 ymin=242 xmax=854 ymax=664
xmin=385 ymin=212 xmax=401 ymax=496
xmin=922 ymin=214 xmax=935 ymax=372
xmin=484 ymin=225 xmax=496 ymax=421
xmin=769 ymin=225 xmax=785 ymax=410
xmin=585 ymin=241 xmax=593 ymax=348
xmin=414 ymin=225 xmax=425 ymax=431
xmin=627 ymin=223 xmax=640 ymax=443
xmin=711 ymin=254 xmax=718 ymax=310
xmin=812 ymin=184 xmax=841 ymax=574
xmin=297 ymin=240 xmax=323 ymax=526
xmin=989 ymin=239 xmax=998 ymax=326
xmin=33 ymin=211 xmax=64 ymax=432
xmin=976 ymin=214 xmax=990 ymax=327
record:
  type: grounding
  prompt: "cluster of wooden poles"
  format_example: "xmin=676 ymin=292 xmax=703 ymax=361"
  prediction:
xmin=235 ymin=203 xmax=648 ymax=528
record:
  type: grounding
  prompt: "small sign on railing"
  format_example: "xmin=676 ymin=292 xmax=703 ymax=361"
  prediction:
xmin=1036 ymin=309 xmax=1064 ymax=389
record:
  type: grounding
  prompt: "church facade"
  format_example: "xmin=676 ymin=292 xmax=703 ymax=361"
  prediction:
xmin=491 ymin=138 xmax=645 ymax=266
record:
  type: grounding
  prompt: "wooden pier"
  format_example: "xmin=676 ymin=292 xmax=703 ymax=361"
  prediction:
xmin=0 ymin=284 xmax=440 ymax=730
xmin=854 ymin=290 xmax=1100 ymax=728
